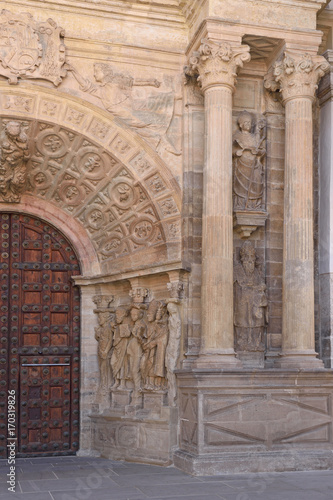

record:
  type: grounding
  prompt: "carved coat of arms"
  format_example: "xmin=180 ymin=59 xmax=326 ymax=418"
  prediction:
xmin=0 ymin=10 xmax=67 ymax=86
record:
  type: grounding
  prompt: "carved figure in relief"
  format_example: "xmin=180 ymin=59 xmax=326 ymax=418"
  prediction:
xmin=140 ymin=299 xmax=160 ymax=390
xmin=165 ymin=300 xmax=181 ymax=406
xmin=94 ymin=309 xmax=115 ymax=395
xmin=233 ymin=241 xmax=268 ymax=352
xmin=0 ymin=121 xmax=30 ymax=202
xmin=233 ymin=111 xmax=266 ymax=210
xmin=66 ymin=62 xmax=178 ymax=154
xmin=111 ymin=307 xmax=132 ymax=390
xmin=126 ymin=304 xmax=147 ymax=404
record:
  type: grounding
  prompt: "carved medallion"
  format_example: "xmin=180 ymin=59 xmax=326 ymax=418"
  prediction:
xmin=0 ymin=10 xmax=67 ymax=86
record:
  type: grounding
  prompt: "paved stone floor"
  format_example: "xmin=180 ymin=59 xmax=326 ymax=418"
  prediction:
xmin=0 ymin=456 xmax=332 ymax=500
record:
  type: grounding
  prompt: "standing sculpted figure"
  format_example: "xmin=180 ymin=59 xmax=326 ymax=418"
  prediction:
xmin=126 ymin=304 xmax=147 ymax=404
xmin=141 ymin=300 xmax=159 ymax=390
xmin=94 ymin=309 xmax=115 ymax=395
xmin=0 ymin=121 xmax=30 ymax=202
xmin=111 ymin=307 xmax=132 ymax=390
xmin=234 ymin=241 xmax=268 ymax=353
xmin=233 ymin=111 xmax=266 ymax=210
xmin=165 ymin=300 xmax=181 ymax=406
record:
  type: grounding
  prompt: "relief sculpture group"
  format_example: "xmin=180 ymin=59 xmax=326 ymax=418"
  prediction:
xmin=93 ymin=296 xmax=181 ymax=408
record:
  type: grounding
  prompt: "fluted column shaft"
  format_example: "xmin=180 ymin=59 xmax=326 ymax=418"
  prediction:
xmin=186 ymin=39 xmax=250 ymax=367
xmin=282 ymin=97 xmax=316 ymax=358
xmin=266 ymin=51 xmax=330 ymax=368
xmin=201 ymin=85 xmax=234 ymax=358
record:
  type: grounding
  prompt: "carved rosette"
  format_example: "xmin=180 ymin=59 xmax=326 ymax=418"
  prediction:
xmin=265 ymin=51 xmax=330 ymax=103
xmin=186 ymin=39 xmax=251 ymax=92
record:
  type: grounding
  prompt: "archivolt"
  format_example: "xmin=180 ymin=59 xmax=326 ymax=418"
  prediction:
xmin=0 ymin=83 xmax=181 ymax=275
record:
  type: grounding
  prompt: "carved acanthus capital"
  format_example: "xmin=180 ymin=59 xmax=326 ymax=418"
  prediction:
xmin=265 ymin=51 xmax=330 ymax=103
xmin=185 ymin=39 xmax=251 ymax=92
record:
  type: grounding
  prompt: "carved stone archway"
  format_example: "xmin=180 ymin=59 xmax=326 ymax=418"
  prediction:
xmin=0 ymin=82 xmax=182 ymax=456
xmin=0 ymin=82 xmax=182 ymax=276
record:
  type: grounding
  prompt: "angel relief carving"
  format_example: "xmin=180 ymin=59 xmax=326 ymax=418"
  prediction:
xmin=65 ymin=62 xmax=180 ymax=155
xmin=0 ymin=121 xmax=30 ymax=202
xmin=93 ymin=294 xmax=182 ymax=408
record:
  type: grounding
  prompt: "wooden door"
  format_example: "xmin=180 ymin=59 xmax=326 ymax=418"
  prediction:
xmin=0 ymin=213 xmax=81 ymax=457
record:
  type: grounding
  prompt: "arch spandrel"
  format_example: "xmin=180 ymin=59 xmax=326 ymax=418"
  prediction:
xmin=0 ymin=83 xmax=182 ymax=274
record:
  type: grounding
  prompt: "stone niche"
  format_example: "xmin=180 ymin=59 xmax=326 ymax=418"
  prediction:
xmin=84 ymin=268 xmax=187 ymax=465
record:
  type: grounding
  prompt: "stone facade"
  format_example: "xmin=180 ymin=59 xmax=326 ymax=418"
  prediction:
xmin=1 ymin=0 xmax=333 ymax=475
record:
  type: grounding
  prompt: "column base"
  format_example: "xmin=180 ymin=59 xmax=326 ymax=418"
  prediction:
xmin=174 ymin=449 xmax=333 ymax=475
xmin=193 ymin=350 xmax=242 ymax=369
xmin=176 ymin=368 xmax=333 ymax=475
xmin=276 ymin=351 xmax=325 ymax=369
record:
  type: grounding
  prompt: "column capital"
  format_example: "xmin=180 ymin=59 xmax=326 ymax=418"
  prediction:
xmin=265 ymin=51 xmax=330 ymax=104
xmin=185 ymin=39 xmax=251 ymax=93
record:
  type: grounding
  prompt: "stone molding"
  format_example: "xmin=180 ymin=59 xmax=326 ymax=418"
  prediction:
xmin=186 ymin=39 xmax=251 ymax=92
xmin=265 ymin=51 xmax=330 ymax=103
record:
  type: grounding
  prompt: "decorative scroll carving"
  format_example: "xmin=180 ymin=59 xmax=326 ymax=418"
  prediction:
xmin=66 ymin=62 xmax=179 ymax=155
xmin=0 ymin=10 xmax=67 ymax=86
xmin=185 ymin=39 xmax=251 ymax=91
xmin=93 ymin=295 xmax=115 ymax=396
xmin=264 ymin=51 xmax=330 ymax=102
xmin=0 ymin=121 xmax=30 ymax=202
xmin=234 ymin=241 xmax=268 ymax=368
xmin=232 ymin=111 xmax=268 ymax=238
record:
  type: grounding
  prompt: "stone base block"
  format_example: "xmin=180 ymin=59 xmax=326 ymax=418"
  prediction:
xmin=175 ymin=368 xmax=333 ymax=475
xmin=90 ymin=407 xmax=178 ymax=466
xmin=111 ymin=388 xmax=132 ymax=409
xmin=174 ymin=449 xmax=333 ymax=475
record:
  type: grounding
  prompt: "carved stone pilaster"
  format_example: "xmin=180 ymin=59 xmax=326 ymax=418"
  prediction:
xmin=186 ymin=39 xmax=251 ymax=92
xmin=265 ymin=51 xmax=330 ymax=103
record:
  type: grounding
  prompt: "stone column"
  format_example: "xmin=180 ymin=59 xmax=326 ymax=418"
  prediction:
xmin=267 ymin=51 xmax=330 ymax=368
xmin=186 ymin=39 xmax=250 ymax=367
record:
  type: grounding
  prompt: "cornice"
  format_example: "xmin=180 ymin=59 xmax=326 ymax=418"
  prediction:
xmin=3 ymin=0 xmax=187 ymax=28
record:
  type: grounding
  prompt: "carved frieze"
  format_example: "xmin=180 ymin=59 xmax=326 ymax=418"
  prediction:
xmin=0 ymin=10 xmax=67 ymax=86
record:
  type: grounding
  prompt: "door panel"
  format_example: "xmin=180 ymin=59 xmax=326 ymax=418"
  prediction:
xmin=0 ymin=213 xmax=80 ymax=458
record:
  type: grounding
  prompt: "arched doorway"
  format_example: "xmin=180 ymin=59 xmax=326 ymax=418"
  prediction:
xmin=0 ymin=213 xmax=81 ymax=457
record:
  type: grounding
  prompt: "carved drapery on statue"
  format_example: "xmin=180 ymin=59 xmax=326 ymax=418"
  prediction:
xmin=93 ymin=287 xmax=182 ymax=408
xmin=234 ymin=241 xmax=268 ymax=368
xmin=0 ymin=10 xmax=67 ymax=86
xmin=233 ymin=111 xmax=268 ymax=238
xmin=0 ymin=121 xmax=30 ymax=202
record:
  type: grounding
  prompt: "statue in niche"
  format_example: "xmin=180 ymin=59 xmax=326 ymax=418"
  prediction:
xmin=65 ymin=62 xmax=179 ymax=155
xmin=111 ymin=307 xmax=132 ymax=390
xmin=141 ymin=300 xmax=169 ymax=391
xmin=94 ymin=304 xmax=115 ymax=395
xmin=165 ymin=299 xmax=181 ymax=406
xmin=126 ymin=304 xmax=147 ymax=405
xmin=234 ymin=241 xmax=268 ymax=354
xmin=0 ymin=121 xmax=30 ymax=202
xmin=233 ymin=111 xmax=266 ymax=211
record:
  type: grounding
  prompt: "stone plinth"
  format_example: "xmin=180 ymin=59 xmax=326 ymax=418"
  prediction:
xmin=174 ymin=369 xmax=333 ymax=475
xmin=90 ymin=407 xmax=178 ymax=465
xmin=233 ymin=210 xmax=268 ymax=238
